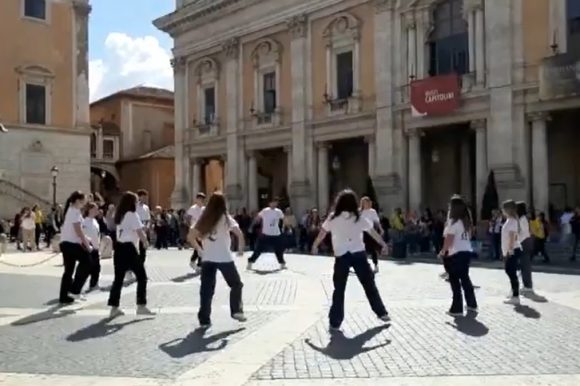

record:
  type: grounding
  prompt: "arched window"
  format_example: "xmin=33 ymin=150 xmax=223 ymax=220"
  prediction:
xmin=567 ymin=0 xmax=580 ymax=51
xmin=428 ymin=0 xmax=468 ymax=76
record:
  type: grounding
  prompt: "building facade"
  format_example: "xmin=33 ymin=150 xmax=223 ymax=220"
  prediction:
xmin=155 ymin=0 xmax=580 ymax=219
xmin=0 ymin=0 xmax=91 ymax=218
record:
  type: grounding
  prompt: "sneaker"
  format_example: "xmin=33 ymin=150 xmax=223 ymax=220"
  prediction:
xmin=329 ymin=325 xmax=341 ymax=332
xmin=246 ymin=262 xmax=253 ymax=271
xmin=504 ymin=296 xmax=520 ymax=305
xmin=466 ymin=306 xmax=479 ymax=313
xmin=189 ymin=260 xmax=197 ymax=270
xmin=280 ymin=263 xmax=287 ymax=270
xmin=199 ymin=322 xmax=211 ymax=329
xmin=109 ymin=307 xmax=125 ymax=318
xmin=59 ymin=296 xmax=75 ymax=305
xmin=136 ymin=306 xmax=156 ymax=315
xmin=69 ymin=293 xmax=86 ymax=301
xmin=379 ymin=314 xmax=391 ymax=323
xmin=373 ymin=265 xmax=379 ymax=274
xmin=232 ymin=312 xmax=247 ymax=322
xmin=521 ymin=287 xmax=535 ymax=295
xmin=447 ymin=311 xmax=463 ymax=317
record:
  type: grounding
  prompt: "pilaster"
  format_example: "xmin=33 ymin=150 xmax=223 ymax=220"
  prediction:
xmin=170 ymin=56 xmax=188 ymax=209
xmin=72 ymin=0 xmax=91 ymax=129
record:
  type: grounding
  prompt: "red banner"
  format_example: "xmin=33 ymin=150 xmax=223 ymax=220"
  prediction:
xmin=410 ymin=74 xmax=460 ymax=116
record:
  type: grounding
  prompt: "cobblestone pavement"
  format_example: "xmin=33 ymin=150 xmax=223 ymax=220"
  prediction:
xmin=1 ymin=249 xmax=580 ymax=386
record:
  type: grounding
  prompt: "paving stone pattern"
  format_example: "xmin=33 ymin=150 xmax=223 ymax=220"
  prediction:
xmin=0 ymin=311 xmax=279 ymax=379
xmin=252 ymin=303 xmax=580 ymax=380
xmin=0 ymin=274 xmax=62 ymax=308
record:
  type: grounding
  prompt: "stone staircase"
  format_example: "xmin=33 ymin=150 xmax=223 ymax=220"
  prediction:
xmin=0 ymin=179 xmax=52 ymax=218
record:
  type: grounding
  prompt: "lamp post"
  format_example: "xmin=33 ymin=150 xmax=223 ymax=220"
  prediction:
xmin=50 ymin=166 xmax=59 ymax=208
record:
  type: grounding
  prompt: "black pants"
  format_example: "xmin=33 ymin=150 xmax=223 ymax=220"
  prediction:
xmin=363 ymin=233 xmax=379 ymax=266
xmin=108 ymin=242 xmax=147 ymax=307
xmin=59 ymin=242 xmax=91 ymax=301
xmin=34 ymin=224 xmax=42 ymax=249
xmin=491 ymin=233 xmax=501 ymax=260
xmin=504 ymin=248 xmax=522 ymax=297
xmin=89 ymin=249 xmax=101 ymax=288
xmin=139 ymin=240 xmax=146 ymax=264
xmin=572 ymin=234 xmax=579 ymax=260
xmin=155 ymin=226 xmax=169 ymax=249
xmin=520 ymin=238 xmax=534 ymax=289
xmin=533 ymin=237 xmax=550 ymax=262
xmin=198 ymin=261 xmax=243 ymax=325
xmin=249 ymin=235 xmax=285 ymax=264
xmin=446 ymin=251 xmax=478 ymax=313
xmin=329 ymin=251 xmax=387 ymax=328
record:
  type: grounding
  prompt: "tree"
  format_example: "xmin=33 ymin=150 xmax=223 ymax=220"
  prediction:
xmin=364 ymin=176 xmax=379 ymax=211
xmin=481 ymin=171 xmax=499 ymax=220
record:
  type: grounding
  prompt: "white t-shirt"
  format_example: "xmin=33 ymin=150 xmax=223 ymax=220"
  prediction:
xmin=259 ymin=207 xmax=284 ymax=236
xmin=82 ymin=217 xmax=100 ymax=248
xmin=518 ymin=216 xmax=531 ymax=242
xmin=61 ymin=207 xmax=84 ymax=244
xmin=187 ymin=204 xmax=205 ymax=226
xmin=360 ymin=208 xmax=380 ymax=227
xmin=501 ymin=217 xmax=522 ymax=257
xmin=199 ymin=214 xmax=239 ymax=263
xmin=136 ymin=203 xmax=151 ymax=223
xmin=21 ymin=216 xmax=36 ymax=230
xmin=117 ymin=211 xmax=144 ymax=248
xmin=443 ymin=219 xmax=472 ymax=255
xmin=322 ymin=212 xmax=373 ymax=256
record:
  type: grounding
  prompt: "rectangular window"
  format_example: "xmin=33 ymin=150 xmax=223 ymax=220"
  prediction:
xmin=429 ymin=35 xmax=468 ymax=76
xmin=103 ymin=139 xmax=114 ymax=159
xmin=24 ymin=0 xmax=46 ymax=20
xmin=25 ymin=84 xmax=46 ymax=125
xmin=204 ymin=87 xmax=216 ymax=124
xmin=568 ymin=0 xmax=580 ymax=45
xmin=263 ymin=72 xmax=276 ymax=114
xmin=336 ymin=51 xmax=353 ymax=100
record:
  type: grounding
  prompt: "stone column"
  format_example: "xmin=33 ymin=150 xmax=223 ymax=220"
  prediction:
xmin=465 ymin=5 xmax=476 ymax=74
xmin=248 ymin=152 xmax=258 ymax=212
xmin=72 ymin=0 xmax=91 ymax=129
xmin=170 ymin=56 xmax=188 ymax=209
xmin=408 ymin=129 xmax=422 ymax=212
xmin=472 ymin=119 xmax=487 ymax=219
xmin=529 ymin=112 xmax=550 ymax=214
xmin=366 ymin=136 xmax=376 ymax=179
xmin=474 ymin=3 xmax=485 ymax=85
xmin=96 ymin=126 xmax=103 ymax=159
xmin=192 ymin=159 xmax=202 ymax=197
xmin=460 ymin=136 xmax=472 ymax=200
xmin=287 ymin=14 xmax=311 ymax=215
xmin=405 ymin=13 xmax=417 ymax=79
xmin=416 ymin=9 xmax=428 ymax=79
xmin=284 ymin=146 xmax=292 ymax=194
xmin=223 ymin=38 xmax=243 ymax=207
xmin=317 ymin=143 xmax=329 ymax=213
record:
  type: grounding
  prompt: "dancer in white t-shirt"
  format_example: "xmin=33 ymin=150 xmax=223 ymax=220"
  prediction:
xmin=108 ymin=191 xmax=155 ymax=318
xmin=82 ymin=202 xmax=101 ymax=292
xmin=516 ymin=201 xmax=535 ymax=295
xmin=501 ymin=200 xmax=523 ymax=305
xmin=188 ymin=192 xmax=246 ymax=328
xmin=311 ymin=189 xmax=390 ymax=331
xmin=136 ymin=189 xmax=151 ymax=263
xmin=360 ymin=197 xmax=384 ymax=273
xmin=438 ymin=195 xmax=478 ymax=316
xmin=187 ymin=192 xmax=206 ymax=272
xmin=247 ymin=198 xmax=286 ymax=271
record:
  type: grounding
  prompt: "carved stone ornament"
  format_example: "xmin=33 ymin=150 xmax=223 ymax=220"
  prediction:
xmin=403 ymin=11 xmax=416 ymax=30
xmin=170 ymin=56 xmax=186 ymax=71
xmin=195 ymin=58 xmax=220 ymax=80
xmin=322 ymin=13 xmax=361 ymax=43
xmin=287 ymin=14 xmax=307 ymax=39
xmin=251 ymin=39 xmax=282 ymax=67
xmin=222 ymin=37 xmax=240 ymax=60
xmin=374 ymin=0 xmax=395 ymax=13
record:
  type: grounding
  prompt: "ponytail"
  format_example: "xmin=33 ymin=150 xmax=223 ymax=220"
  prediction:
xmin=63 ymin=191 xmax=86 ymax=218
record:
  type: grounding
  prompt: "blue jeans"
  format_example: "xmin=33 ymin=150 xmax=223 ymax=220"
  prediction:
xmin=329 ymin=251 xmax=388 ymax=328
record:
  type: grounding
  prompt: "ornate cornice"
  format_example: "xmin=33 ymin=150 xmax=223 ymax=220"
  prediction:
xmin=527 ymin=112 xmax=551 ymax=122
xmin=222 ymin=37 xmax=240 ymax=60
xmin=170 ymin=56 xmax=187 ymax=72
xmin=287 ymin=14 xmax=307 ymax=39
xmin=374 ymin=0 xmax=395 ymax=13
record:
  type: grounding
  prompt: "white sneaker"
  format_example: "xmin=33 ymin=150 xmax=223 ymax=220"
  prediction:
xmin=467 ymin=306 xmax=479 ymax=313
xmin=69 ymin=293 xmax=86 ymax=301
xmin=109 ymin=307 xmax=125 ymax=318
xmin=280 ymin=263 xmax=287 ymax=270
xmin=136 ymin=306 xmax=156 ymax=315
xmin=199 ymin=323 xmax=211 ymax=329
xmin=447 ymin=311 xmax=463 ymax=317
xmin=232 ymin=312 xmax=247 ymax=322
xmin=246 ymin=262 xmax=253 ymax=271
xmin=521 ymin=287 xmax=535 ymax=295
xmin=379 ymin=314 xmax=391 ymax=323
xmin=504 ymin=296 xmax=520 ymax=305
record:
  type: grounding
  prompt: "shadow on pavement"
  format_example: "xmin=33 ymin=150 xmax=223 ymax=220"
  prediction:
xmin=446 ymin=312 xmax=489 ymax=337
xmin=515 ymin=304 xmax=541 ymax=319
xmin=159 ymin=327 xmax=246 ymax=358
xmin=523 ymin=292 xmax=549 ymax=303
xmin=171 ymin=272 xmax=199 ymax=283
xmin=304 ymin=325 xmax=391 ymax=360
xmin=11 ymin=305 xmax=75 ymax=326
xmin=252 ymin=268 xmax=282 ymax=276
xmin=66 ymin=316 xmax=154 ymax=342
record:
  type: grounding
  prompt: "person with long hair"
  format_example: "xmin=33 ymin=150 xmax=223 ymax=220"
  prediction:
xmin=188 ymin=192 xmax=246 ymax=328
xmin=311 ymin=189 xmax=390 ymax=331
xmin=187 ymin=192 xmax=206 ymax=273
xmin=20 ymin=207 xmax=36 ymax=252
xmin=107 ymin=191 xmax=154 ymax=318
xmin=502 ymin=200 xmax=523 ymax=305
xmin=83 ymin=202 xmax=101 ymax=292
xmin=438 ymin=195 xmax=478 ymax=316
xmin=59 ymin=191 xmax=92 ymax=304
xmin=360 ymin=197 xmax=384 ymax=273
xmin=247 ymin=197 xmax=286 ymax=271
xmin=516 ymin=201 xmax=535 ymax=295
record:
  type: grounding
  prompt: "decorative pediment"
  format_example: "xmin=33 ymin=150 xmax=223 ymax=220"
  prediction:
xmin=323 ymin=12 xmax=361 ymax=46
xmin=251 ymin=38 xmax=282 ymax=68
xmin=195 ymin=57 xmax=220 ymax=82
xmin=15 ymin=65 xmax=55 ymax=78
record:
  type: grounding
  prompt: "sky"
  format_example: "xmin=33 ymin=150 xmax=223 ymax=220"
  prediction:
xmin=89 ymin=0 xmax=175 ymax=102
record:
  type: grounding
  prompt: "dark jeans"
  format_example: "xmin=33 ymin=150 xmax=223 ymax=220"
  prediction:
xmin=491 ymin=233 xmax=501 ymax=260
xmin=520 ymin=237 xmax=534 ymax=289
xmin=363 ymin=233 xmax=379 ymax=266
xmin=59 ymin=242 xmax=91 ymax=301
xmin=34 ymin=224 xmax=42 ymax=249
xmin=504 ymin=248 xmax=522 ymax=297
xmin=572 ymin=234 xmax=579 ymax=260
xmin=249 ymin=235 xmax=285 ymax=264
xmin=446 ymin=251 xmax=478 ymax=313
xmin=155 ymin=226 xmax=169 ymax=249
xmin=533 ymin=237 xmax=550 ymax=262
xmin=198 ymin=261 xmax=243 ymax=325
xmin=329 ymin=251 xmax=388 ymax=328
xmin=139 ymin=240 xmax=146 ymax=264
xmin=108 ymin=242 xmax=147 ymax=307
xmin=89 ymin=249 xmax=101 ymax=288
